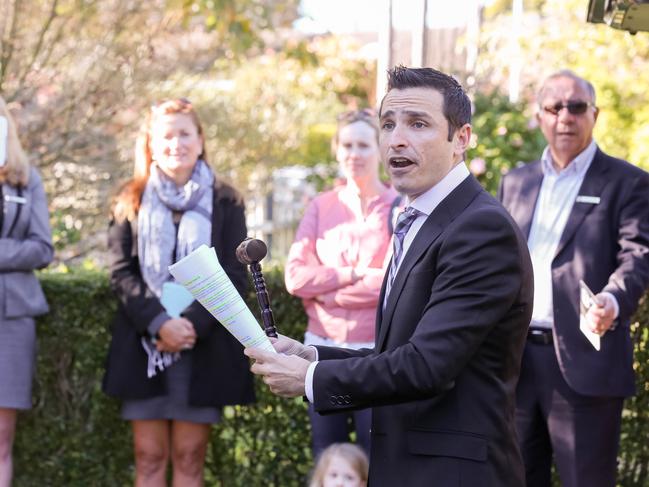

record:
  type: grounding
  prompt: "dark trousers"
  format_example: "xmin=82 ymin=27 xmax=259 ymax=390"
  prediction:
xmin=308 ymin=404 xmax=372 ymax=459
xmin=516 ymin=341 xmax=624 ymax=487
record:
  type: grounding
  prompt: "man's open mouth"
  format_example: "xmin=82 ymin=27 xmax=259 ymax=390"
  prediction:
xmin=390 ymin=157 xmax=415 ymax=168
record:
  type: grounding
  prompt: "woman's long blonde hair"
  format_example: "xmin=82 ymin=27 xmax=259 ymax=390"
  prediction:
xmin=0 ymin=96 xmax=30 ymax=187
xmin=112 ymin=98 xmax=207 ymax=221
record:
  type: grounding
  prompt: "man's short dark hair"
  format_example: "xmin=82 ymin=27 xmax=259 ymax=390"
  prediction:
xmin=380 ymin=66 xmax=471 ymax=142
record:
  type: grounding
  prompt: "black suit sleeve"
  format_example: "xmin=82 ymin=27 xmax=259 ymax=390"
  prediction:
xmin=604 ymin=170 xmax=649 ymax=321
xmin=107 ymin=217 xmax=168 ymax=335
xmin=313 ymin=206 xmax=528 ymax=412
xmin=316 ymin=346 xmax=375 ymax=361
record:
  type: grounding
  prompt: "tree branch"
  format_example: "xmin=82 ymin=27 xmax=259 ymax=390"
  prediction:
xmin=0 ymin=0 xmax=19 ymax=92
xmin=17 ymin=0 xmax=59 ymax=87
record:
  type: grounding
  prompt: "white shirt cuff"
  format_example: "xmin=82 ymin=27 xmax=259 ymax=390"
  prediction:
xmin=600 ymin=292 xmax=620 ymax=319
xmin=305 ymin=360 xmax=318 ymax=403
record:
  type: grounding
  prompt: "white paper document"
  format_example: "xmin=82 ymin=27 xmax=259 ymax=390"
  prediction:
xmin=579 ymin=280 xmax=601 ymax=351
xmin=168 ymin=245 xmax=276 ymax=353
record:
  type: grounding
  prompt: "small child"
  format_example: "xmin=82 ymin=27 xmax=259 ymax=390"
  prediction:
xmin=309 ymin=442 xmax=369 ymax=487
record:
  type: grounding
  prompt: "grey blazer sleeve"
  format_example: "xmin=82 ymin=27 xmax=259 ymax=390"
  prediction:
xmin=0 ymin=167 xmax=54 ymax=271
xmin=0 ymin=167 xmax=54 ymax=318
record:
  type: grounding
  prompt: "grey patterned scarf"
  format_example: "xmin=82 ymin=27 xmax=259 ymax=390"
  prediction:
xmin=138 ymin=159 xmax=214 ymax=297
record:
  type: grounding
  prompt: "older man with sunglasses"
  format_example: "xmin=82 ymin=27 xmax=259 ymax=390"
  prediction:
xmin=499 ymin=70 xmax=649 ymax=487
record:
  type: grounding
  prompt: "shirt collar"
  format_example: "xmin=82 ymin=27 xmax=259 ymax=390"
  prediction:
xmin=541 ymin=140 xmax=597 ymax=177
xmin=407 ymin=162 xmax=470 ymax=216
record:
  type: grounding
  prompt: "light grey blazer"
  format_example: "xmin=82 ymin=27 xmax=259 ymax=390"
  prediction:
xmin=1 ymin=166 xmax=53 ymax=319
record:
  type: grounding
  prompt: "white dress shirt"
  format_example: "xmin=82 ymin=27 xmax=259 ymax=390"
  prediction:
xmin=305 ymin=162 xmax=470 ymax=401
xmin=527 ymin=140 xmax=617 ymax=328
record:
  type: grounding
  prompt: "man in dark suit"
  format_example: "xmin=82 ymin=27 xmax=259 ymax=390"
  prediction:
xmin=499 ymin=70 xmax=649 ymax=487
xmin=246 ymin=66 xmax=533 ymax=487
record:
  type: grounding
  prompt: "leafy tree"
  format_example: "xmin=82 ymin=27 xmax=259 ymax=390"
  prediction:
xmin=1 ymin=0 xmax=350 ymax=263
xmin=171 ymin=0 xmax=300 ymax=55
xmin=467 ymin=91 xmax=546 ymax=194
xmin=475 ymin=0 xmax=649 ymax=171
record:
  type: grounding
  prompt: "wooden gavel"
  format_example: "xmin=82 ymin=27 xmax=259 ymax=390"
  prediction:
xmin=235 ymin=238 xmax=278 ymax=338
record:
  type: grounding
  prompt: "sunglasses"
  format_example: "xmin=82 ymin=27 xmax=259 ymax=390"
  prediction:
xmin=541 ymin=101 xmax=595 ymax=116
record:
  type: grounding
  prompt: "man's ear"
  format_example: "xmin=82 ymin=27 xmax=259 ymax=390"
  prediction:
xmin=453 ymin=123 xmax=472 ymax=158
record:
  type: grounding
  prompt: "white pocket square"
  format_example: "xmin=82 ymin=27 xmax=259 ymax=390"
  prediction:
xmin=575 ymin=195 xmax=600 ymax=204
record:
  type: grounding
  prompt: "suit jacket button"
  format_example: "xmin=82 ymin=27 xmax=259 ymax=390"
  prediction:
xmin=330 ymin=396 xmax=337 ymax=405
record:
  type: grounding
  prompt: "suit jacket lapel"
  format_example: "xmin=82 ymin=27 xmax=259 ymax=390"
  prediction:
xmin=376 ymin=176 xmax=483 ymax=351
xmin=1 ymin=183 xmax=18 ymax=238
xmin=554 ymin=149 xmax=609 ymax=259
xmin=512 ymin=162 xmax=543 ymax=239
xmin=375 ymin=269 xmax=388 ymax=339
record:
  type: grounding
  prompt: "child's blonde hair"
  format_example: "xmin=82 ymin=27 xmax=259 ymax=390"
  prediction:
xmin=309 ymin=443 xmax=369 ymax=487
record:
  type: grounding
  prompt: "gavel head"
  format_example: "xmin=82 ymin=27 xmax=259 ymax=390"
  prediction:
xmin=236 ymin=238 xmax=268 ymax=265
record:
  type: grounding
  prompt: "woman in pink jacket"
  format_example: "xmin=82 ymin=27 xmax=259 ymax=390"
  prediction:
xmin=285 ymin=109 xmax=400 ymax=459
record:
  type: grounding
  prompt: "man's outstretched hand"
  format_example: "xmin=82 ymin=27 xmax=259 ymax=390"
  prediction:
xmin=244 ymin=346 xmax=311 ymax=398
xmin=586 ymin=293 xmax=617 ymax=335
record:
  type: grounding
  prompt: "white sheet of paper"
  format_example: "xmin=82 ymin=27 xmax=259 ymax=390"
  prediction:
xmin=168 ymin=245 xmax=276 ymax=353
xmin=579 ymin=280 xmax=601 ymax=351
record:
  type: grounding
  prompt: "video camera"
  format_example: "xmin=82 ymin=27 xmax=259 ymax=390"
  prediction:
xmin=587 ymin=0 xmax=649 ymax=34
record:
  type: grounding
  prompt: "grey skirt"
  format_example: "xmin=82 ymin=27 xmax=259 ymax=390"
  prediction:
xmin=0 ymin=316 xmax=36 ymax=410
xmin=121 ymin=351 xmax=221 ymax=424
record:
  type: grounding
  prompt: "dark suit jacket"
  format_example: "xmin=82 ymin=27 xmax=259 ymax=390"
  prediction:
xmin=102 ymin=179 xmax=255 ymax=407
xmin=313 ymin=176 xmax=534 ymax=487
xmin=499 ymin=148 xmax=649 ymax=398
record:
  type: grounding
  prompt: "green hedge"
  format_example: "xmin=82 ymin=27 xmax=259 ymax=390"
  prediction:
xmin=12 ymin=269 xmax=649 ymax=486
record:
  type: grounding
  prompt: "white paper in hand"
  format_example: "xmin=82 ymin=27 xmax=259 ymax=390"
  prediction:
xmin=168 ymin=245 xmax=276 ymax=353
xmin=0 ymin=116 xmax=8 ymax=168
xmin=579 ymin=280 xmax=601 ymax=351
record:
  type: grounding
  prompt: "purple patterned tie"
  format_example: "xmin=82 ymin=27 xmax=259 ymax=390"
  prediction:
xmin=385 ymin=206 xmax=422 ymax=298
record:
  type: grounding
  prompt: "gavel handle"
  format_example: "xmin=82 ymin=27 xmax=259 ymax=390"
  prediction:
xmin=250 ymin=262 xmax=278 ymax=338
